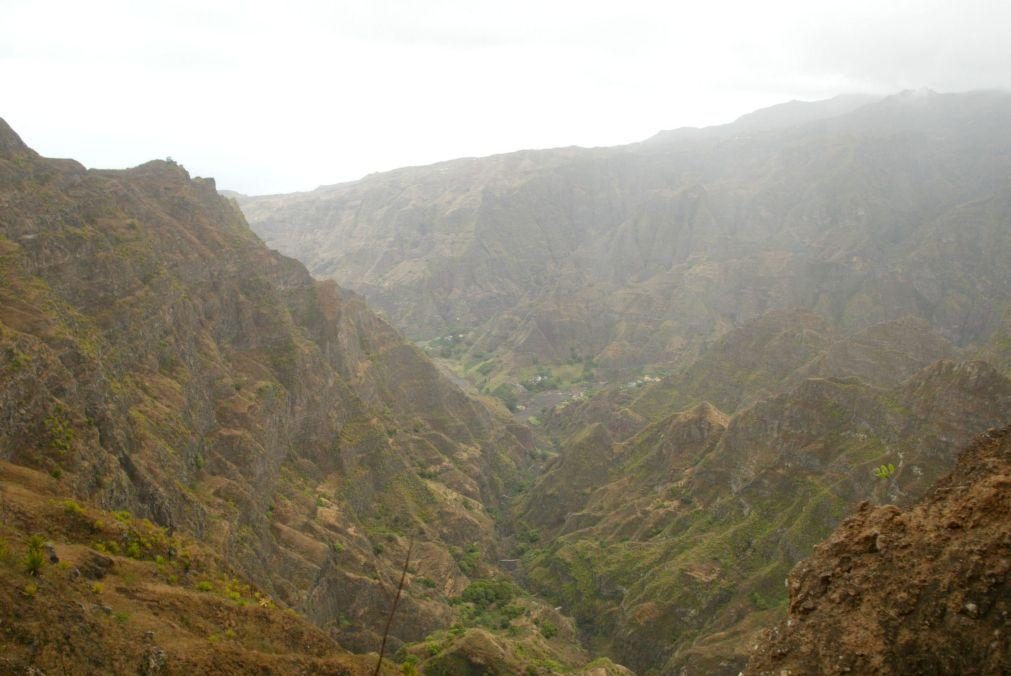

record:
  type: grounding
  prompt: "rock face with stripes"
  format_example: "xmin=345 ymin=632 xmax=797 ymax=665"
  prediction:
xmin=0 ymin=118 xmax=560 ymax=665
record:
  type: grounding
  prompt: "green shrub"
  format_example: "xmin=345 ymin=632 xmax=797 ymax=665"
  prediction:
xmin=873 ymin=463 xmax=896 ymax=479
xmin=458 ymin=578 xmax=519 ymax=609
xmin=24 ymin=535 xmax=45 ymax=576
xmin=451 ymin=543 xmax=481 ymax=574
xmin=501 ymin=603 xmax=524 ymax=620
xmin=491 ymin=384 xmax=518 ymax=412
xmin=540 ymin=620 xmax=558 ymax=639
xmin=401 ymin=654 xmax=420 ymax=675
xmin=44 ymin=411 xmax=74 ymax=452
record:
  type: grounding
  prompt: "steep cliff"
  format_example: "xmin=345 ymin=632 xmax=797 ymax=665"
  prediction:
xmin=0 ymin=118 xmax=575 ymax=666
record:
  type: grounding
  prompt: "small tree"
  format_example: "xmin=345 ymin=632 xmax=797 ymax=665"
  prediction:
xmin=24 ymin=535 xmax=45 ymax=576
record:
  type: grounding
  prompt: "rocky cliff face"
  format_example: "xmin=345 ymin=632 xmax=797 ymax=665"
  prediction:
xmin=0 ymin=118 xmax=554 ymax=662
xmin=239 ymin=91 xmax=1011 ymax=379
xmin=746 ymin=426 xmax=1011 ymax=675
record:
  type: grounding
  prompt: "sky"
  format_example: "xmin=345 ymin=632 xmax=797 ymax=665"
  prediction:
xmin=2 ymin=0 xmax=1009 ymax=194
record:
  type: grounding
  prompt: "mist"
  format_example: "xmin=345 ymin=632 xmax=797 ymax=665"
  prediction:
xmin=2 ymin=0 xmax=1009 ymax=193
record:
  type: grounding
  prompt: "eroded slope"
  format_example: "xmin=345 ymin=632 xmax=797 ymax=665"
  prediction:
xmin=746 ymin=426 xmax=1011 ymax=675
xmin=0 ymin=119 xmax=598 ymax=667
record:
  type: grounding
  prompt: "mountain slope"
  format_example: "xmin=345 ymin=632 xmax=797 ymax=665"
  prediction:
xmin=510 ymin=303 xmax=1009 ymax=674
xmin=746 ymin=426 xmax=1011 ymax=675
xmin=0 ymin=459 xmax=374 ymax=674
xmin=542 ymin=311 xmax=959 ymax=443
xmin=0 ymin=119 xmax=619 ymax=668
xmin=239 ymin=90 xmax=1011 ymax=381
xmin=516 ymin=360 xmax=1010 ymax=674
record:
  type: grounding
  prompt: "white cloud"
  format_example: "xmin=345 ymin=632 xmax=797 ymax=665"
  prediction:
xmin=2 ymin=0 xmax=1009 ymax=193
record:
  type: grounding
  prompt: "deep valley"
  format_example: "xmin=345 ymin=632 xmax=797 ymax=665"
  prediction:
xmin=2 ymin=89 xmax=1010 ymax=675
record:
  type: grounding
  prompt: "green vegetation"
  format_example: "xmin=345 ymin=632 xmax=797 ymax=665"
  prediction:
xmin=449 ymin=578 xmax=527 ymax=632
xmin=23 ymin=535 xmax=45 ymax=576
xmin=458 ymin=578 xmax=520 ymax=609
xmin=6 ymin=347 xmax=31 ymax=370
xmin=44 ymin=409 xmax=75 ymax=452
xmin=873 ymin=463 xmax=896 ymax=479
xmin=491 ymin=383 xmax=518 ymax=412
xmin=451 ymin=543 xmax=481 ymax=575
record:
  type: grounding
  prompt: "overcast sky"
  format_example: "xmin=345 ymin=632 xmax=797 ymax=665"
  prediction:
xmin=2 ymin=0 xmax=1009 ymax=194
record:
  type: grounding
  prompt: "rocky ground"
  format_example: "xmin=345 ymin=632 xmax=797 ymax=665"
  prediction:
xmin=747 ymin=426 xmax=1011 ymax=675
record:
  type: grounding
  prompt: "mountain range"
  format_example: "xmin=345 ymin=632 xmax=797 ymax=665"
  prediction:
xmin=239 ymin=90 xmax=1011 ymax=388
xmin=1 ymin=89 xmax=1009 ymax=674
xmin=0 ymin=118 xmax=626 ymax=673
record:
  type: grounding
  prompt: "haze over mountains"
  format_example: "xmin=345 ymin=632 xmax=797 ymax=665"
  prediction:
xmin=1 ymin=88 xmax=1010 ymax=675
xmin=234 ymin=88 xmax=1011 ymax=672
xmin=239 ymin=90 xmax=1011 ymax=387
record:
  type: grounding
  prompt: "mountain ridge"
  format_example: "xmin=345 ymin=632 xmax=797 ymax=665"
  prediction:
xmin=0 ymin=121 xmax=628 ymax=673
xmin=238 ymin=90 xmax=1011 ymax=396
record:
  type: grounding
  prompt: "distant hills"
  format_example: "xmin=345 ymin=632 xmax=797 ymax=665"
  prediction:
xmin=238 ymin=90 xmax=1011 ymax=383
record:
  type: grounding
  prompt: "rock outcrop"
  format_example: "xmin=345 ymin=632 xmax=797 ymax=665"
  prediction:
xmin=746 ymin=426 xmax=1011 ymax=675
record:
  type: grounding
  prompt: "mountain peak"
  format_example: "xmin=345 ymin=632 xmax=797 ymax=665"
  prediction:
xmin=896 ymin=86 xmax=939 ymax=98
xmin=729 ymin=93 xmax=879 ymax=131
xmin=681 ymin=400 xmax=730 ymax=428
xmin=0 ymin=118 xmax=32 ymax=157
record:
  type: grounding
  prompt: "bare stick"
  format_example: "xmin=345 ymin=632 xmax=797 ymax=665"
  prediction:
xmin=373 ymin=537 xmax=414 ymax=676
